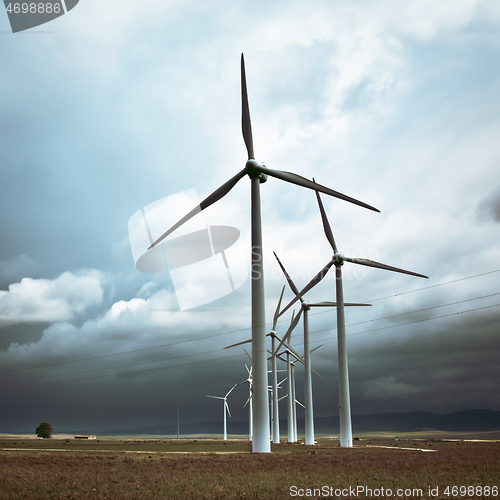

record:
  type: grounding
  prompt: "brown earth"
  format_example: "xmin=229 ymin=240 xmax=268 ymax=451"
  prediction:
xmin=0 ymin=438 xmax=498 ymax=499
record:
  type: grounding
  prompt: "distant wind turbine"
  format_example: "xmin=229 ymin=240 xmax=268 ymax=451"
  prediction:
xmin=275 ymin=348 xmax=306 ymax=443
xmin=224 ymin=286 xmax=290 ymax=444
xmin=147 ymin=55 xmax=379 ymax=453
xmin=207 ymin=385 xmax=238 ymax=441
xmin=279 ymin=189 xmax=428 ymax=447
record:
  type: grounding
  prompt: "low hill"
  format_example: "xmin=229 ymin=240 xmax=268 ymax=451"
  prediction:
xmin=74 ymin=409 xmax=499 ymax=436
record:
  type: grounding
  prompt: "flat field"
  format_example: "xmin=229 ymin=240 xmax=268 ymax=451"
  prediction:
xmin=0 ymin=436 xmax=498 ymax=499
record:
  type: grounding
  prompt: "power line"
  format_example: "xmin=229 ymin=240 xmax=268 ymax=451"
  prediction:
xmin=0 ymin=352 xmax=246 ymax=391
xmin=2 ymin=268 xmax=497 ymax=375
xmin=313 ymin=302 xmax=500 ymax=339
xmin=365 ymin=269 xmax=500 ymax=303
xmin=3 ymin=346 xmax=228 ymax=384
xmin=3 ymin=300 xmax=499 ymax=390
xmin=325 ymin=292 xmax=500 ymax=331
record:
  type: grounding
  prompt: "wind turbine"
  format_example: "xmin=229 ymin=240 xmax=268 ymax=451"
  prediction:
xmin=147 ymin=55 xmax=379 ymax=453
xmin=268 ymin=375 xmax=286 ymax=444
xmin=242 ymin=363 xmax=253 ymax=441
xmin=269 ymin=287 xmax=285 ymax=444
xmin=279 ymin=190 xmax=428 ymax=447
xmin=207 ymin=384 xmax=238 ymax=441
xmin=273 ymin=251 xmax=371 ymax=445
xmin=224 ymin=286 xmax=286 ymax=443
xmin=274 ymin=310 xmax=303 ymax=444
xmin=275 ymin=348 xmax=306 ymax=443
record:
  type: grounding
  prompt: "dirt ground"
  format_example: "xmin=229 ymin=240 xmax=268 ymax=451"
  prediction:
xmin=0 ymin=437 xmax=498 ymax=499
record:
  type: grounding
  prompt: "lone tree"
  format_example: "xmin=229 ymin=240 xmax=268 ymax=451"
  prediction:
xmin=36 ymin=422 xmax=53 ymax=439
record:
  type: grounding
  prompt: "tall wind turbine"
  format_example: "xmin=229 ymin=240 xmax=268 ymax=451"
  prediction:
xmin=279 ymin=190 xmax=428 ymax=447
xmin=207 ymin=385 xmax=237 ymax=441
xmin=146 ymin=55 xmax=379 ymax=453
xmin=273 ymin=251 xmax=371 ymax=445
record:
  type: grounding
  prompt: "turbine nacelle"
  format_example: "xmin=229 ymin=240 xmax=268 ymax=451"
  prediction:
xmin=246 ymin=159 xmax=268 ymax=183
xmin=333 ymin=252 xmax=345 ymax=266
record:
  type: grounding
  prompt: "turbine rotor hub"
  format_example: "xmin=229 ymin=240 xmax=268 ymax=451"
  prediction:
xmin=333 ymin=252 xmax=344 ymax=266
xmin=245 ymin=159 xmax=268 ymax=183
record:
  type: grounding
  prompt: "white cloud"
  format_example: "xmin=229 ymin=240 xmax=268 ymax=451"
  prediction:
xmin=0 ymin=270 xmax=104 ymax=327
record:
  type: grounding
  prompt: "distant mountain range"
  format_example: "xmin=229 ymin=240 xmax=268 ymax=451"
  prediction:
xmin=73 ymin=409 xmax=499 ymax=436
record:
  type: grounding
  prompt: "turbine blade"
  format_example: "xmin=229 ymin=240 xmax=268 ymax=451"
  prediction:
xmin=343 ymin=256 xmax=428 ymax=279
xmin=274 ymin=308 xmax=303 ymax=356
xmin=226 ymin=385 xmax=237 ymax=397
xmin=310 ymin=343 xmax=324 ymax=353
xmin=278 ymin=259 xmax=336 ymax=318
xmin=272 ymin=285 xmax=286 ymax=330
xmin=283 ymin=342 xmax=305 ymax=365
xmin=308 ymin=301 xmax=338 ymax=307
xmin=225 ymin=400 xmax=232 ymax=418
xmin=273 ymin=252 xmax=300 ymax=296
xmin=277 ymin=378 xmax=287 ymax=387
xmin=148 ymin=168 xmax=247 ymax=249
xmin=207 ymin=395 xmax=224 ymax=400
xmin=296 ymin=400 xmax=305 ymax=409
xmin=252 ymin=165 xmax=379 ymax=212
xmin=308 ymin=301 xmax=372 ymax=307
xmin=224 ymin=338 xmax=251 ymax=349
xmin=312 ymin=368 xmax=322 ymax=378
xmin=241 ymin=54 xmax=254 ymax=160
xmin=314 ymin=188 xmax=338 ymax=253
xmin=243 ymin=347 xmax=252 ymax=362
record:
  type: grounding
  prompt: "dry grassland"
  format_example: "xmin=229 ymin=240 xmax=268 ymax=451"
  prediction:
xmin=0 ymin=438 xmax=498 ymax=499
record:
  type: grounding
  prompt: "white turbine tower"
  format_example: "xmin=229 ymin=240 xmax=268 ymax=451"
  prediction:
xmin=269 ymin=286 xmax=285 ymax=444
xmin=147 ymin=55 xmax=378 ymax=452
xmin=275 ymin=348 xmax=306 ymax=443
xmin=279 ymin=189 xmax=428 ymax=447
xmin=273 ymin=252 xmax=371 ymax=445
xmin=207 ymin=385 xmax=237 ymax=441
xmin=242 ymin=363 xmax=253 ymax=441
xmin=268 ymin=375 xmax=286 ymax=444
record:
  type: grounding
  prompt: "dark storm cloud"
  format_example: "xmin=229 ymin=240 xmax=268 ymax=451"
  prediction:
xmin=346 ymin=307 xmax=500 ymax=414
xmin=0 ymin=254 xmax=42 ymax=289
xmin=0 ymin=322 xmax=47 ymax=350
xmin=477 ymin=185 xmax=500 ymax=223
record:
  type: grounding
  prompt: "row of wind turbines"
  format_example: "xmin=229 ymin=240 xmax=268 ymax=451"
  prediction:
xmin=210 ymin=292 xmax=322 ymax=445
xmin=148 ymin=54 xmax=428 ymax=452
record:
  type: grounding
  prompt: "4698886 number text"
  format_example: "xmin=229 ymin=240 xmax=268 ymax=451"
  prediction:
xmin=5 ymin=3 xmax=62 ymax=14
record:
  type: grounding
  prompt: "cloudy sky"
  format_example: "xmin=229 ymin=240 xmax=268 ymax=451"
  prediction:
xmin=1 ymin=0 xmax=499 ymax=435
